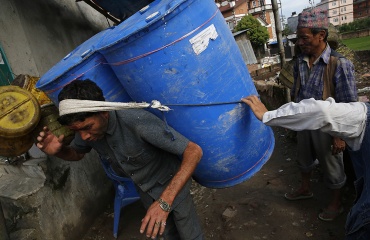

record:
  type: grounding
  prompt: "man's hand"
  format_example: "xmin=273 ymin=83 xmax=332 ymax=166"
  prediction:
xmin=241 ymin=95 xmax=268 ymax=121
xmin=36 ymin=126 xmax=64 ymax=155
xmin=140 ymin=200 xmax=169 ymax=239
xmin=332 ymin=137 xmax=345 ymax=155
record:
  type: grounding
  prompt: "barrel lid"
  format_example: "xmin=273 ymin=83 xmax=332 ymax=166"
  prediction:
xmin=36 ymin=27 xmax=113 ymax=89
xmin=0 ymin=85 xmax=41 ymax=137
xmin=96 ymin=0 xmax=188 ymax=51
xmin=36 ymin=0 xmax=188 ymax=90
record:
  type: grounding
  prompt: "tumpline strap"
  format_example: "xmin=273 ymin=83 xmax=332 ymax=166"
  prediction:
xmin=59 ymin=99 xmax=244 ymax=142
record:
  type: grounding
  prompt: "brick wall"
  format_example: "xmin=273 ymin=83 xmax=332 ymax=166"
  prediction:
xmin=249 ymin=63 xmax=281 ymax=79
xmin=340 ymin=29 xmax=370 ymax=39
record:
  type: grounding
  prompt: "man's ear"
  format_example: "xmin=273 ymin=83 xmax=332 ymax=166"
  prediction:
xmin=319 ymin=30 xmax=326 ymax=40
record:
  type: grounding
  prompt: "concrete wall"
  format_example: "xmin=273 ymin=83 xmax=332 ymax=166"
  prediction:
xmin=1 ymin=150 xmax=113 ymax=240
xmin=0 ymin=0 xmax=116 ymax=239
xmin=0 ymin=0 xmax=113 ymax=77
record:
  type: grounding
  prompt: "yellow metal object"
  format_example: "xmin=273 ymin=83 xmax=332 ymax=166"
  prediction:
xmin=0 ymin=85 xmax=40 ymax=157
xmin=11 ymin=74 xmax=52 ymax=106
xmin=33 ymin=104 xmax=75 ymax=145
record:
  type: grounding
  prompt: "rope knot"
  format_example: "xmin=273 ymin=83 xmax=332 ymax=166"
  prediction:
xmin=150 ymin=100 xmax=171 ymax=112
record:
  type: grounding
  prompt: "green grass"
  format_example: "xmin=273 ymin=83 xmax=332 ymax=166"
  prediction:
xmin=341 ymin=36 xmax=370 ymax=51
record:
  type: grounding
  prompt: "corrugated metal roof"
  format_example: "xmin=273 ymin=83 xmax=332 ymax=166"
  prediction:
xmin=233 ymin=30 xmax=248 ymax=36
xmin=235 ymin=38 xmax=257 ymax=65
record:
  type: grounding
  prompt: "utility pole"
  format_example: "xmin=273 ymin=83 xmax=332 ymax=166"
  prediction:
xmin=271 ymin=0 xmax=290 ymax=102
xmin=271 ymin=0 xmax=285 ymax=67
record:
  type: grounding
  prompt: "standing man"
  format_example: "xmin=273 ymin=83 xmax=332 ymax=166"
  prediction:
xmin=286 ymin=8 xmax=357 ymax=221
xmin=36 ymin=79 xmax=204 ymax=240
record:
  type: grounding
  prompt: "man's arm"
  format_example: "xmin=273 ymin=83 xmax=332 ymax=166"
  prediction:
xmin=242 ymin=95 xmax=366 ymax=151
xmin=332 ymin=57 xmax=358 ymax=154
xmin=334 ymin=57 xmax=358 ymax=103
xmin=140 ymin=141 xmax=202 ymax=238
xmin=159 ymin=141 xmax=202 ymax=204
xmin=36 ymin=126 xmax=85 ymax=161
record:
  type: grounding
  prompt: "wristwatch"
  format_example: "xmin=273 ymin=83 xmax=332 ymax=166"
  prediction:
xmin=158 ymin=198 xmax=171 ymax=212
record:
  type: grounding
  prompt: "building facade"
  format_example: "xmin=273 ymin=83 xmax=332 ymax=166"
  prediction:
xmin=248 ymin=0 xmax=275 ymax=42
xmin=353 ymin=0 xmax=370 ymax=20
xmin=317 ymin=0 xmax=354 ymax=26
xmin=216 ymin=0 xmax=249 ymax=30
xmin=215 ymin=0 xmax=276 ymax=43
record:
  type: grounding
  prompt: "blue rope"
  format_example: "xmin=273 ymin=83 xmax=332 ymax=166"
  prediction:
xmin=164 ymin=100 xmax=243 ymax=107
xmin=149 ymin=100 xmax=244 ymax=142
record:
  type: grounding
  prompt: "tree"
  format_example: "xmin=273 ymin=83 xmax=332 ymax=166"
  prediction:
xmin=282 ymin=25 xmax=292 ymax=36
xmin=235 ymin=14 xmax=269 ymax=47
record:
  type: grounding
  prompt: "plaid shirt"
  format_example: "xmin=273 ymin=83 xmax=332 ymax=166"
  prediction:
xmin=292 ymin=44 xmax=357 ymax=103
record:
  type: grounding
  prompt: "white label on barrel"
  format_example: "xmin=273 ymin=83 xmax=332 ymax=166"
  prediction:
xmin=189 ymin=24 xmax=218 ymax=55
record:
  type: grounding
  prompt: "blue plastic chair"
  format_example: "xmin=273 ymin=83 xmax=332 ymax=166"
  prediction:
xmin=99 ymin=156 xmax=141 ymax=238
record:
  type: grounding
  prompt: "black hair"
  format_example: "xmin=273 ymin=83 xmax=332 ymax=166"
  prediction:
xmin=311 ymin=28 xmax=328 ymax=42
xmin=57 ymin=79 xmax=105 ymax=126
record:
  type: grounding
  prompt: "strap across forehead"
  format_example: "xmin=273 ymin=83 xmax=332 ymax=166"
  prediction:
xmin=58 ymin=99 xmax=171 ymax=116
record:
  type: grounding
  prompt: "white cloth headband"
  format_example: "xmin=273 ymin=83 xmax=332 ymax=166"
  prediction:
xmin=58 ymin=99 xmax=171 ymax=116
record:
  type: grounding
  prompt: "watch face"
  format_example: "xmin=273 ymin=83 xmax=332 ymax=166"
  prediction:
xmin=159 ymin=199 xmax=171 ymax=211
xmin=161 ymin=202 xmax=170 ymax=210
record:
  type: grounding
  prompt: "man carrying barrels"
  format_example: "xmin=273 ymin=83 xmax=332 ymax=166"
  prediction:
xmin=36 ymin=79 xmax=204 ymax=240
xmin=242 ymin=95 xmax=370 ymax=240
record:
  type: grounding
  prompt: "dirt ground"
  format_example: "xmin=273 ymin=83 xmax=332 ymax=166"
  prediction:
xmin=82 ymin=127 xmax=356 ymax=240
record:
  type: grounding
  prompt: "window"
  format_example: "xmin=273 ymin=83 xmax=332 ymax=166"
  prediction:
xmin=332 ymin=1 xmax=336 ymax=6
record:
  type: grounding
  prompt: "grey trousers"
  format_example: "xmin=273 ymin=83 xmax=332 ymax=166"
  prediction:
xmin=297 ymin=129 xmax=346 ymax=189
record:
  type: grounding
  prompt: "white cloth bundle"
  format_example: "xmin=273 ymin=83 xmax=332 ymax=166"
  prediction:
xmin=58 ymin=99 xmax=171 ymax=116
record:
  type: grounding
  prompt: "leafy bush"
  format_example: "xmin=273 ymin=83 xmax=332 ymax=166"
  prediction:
xmin=235 ymin=15 xmax=269 ymax=47
xmin=339 ymin=18 xmax=370 ymax=33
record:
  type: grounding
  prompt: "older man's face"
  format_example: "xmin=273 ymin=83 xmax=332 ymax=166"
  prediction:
xmin=296 ymin=28 xmax=325 ymax=56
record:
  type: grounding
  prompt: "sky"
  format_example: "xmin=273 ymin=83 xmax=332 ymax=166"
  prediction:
xmin=274 ymin=0 xmax=313 ymax=21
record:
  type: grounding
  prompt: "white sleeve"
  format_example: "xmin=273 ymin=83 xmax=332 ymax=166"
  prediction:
xmin=261 ymin=98 xmax=367 ymax=150
xmin=262 ymin=98 xmax=332 ymax=131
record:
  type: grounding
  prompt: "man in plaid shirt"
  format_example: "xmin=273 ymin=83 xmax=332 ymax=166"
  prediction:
xmin=285 ymin=8 xmax=358 ymax=221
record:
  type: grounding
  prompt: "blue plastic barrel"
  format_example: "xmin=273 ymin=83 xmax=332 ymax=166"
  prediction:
xmin=98 ymin=0 xmax=275 ymax=188
xmin=36 ymin=28 xmax=131 ymax=105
